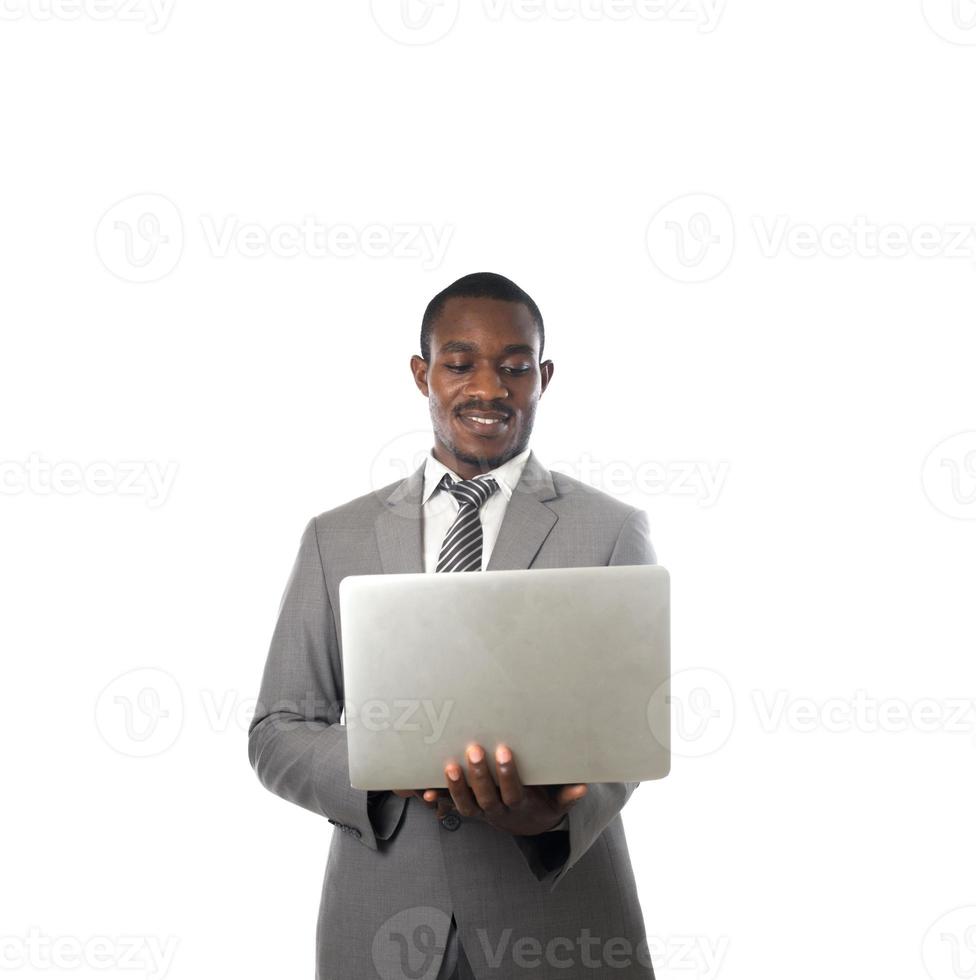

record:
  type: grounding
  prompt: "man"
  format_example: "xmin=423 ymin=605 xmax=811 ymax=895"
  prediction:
xmin=248 ymin=272 xmax=658 ymax=979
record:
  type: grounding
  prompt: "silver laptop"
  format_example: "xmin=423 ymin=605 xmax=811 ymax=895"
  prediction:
xmin=338 ymin=564 xmax=670 ymax=790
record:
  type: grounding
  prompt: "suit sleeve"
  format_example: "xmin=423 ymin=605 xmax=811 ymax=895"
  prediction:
xmin=514 ymin=506 xmax=656 ymax=890
xmin=247 ymin=516 xmax=407 ymax=849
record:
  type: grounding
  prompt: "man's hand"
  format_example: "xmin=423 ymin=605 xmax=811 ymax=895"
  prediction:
xmin=440 ymin=743 xmax=586 ymax=836
xmin=386 ymin=787 xmax=451 ymax=817
xmin=391 ymin=788 xmax=438 ymax=803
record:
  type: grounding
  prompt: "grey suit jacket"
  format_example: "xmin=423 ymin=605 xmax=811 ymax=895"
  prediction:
xmin=248 ymin=450 xmax=659 ymax=980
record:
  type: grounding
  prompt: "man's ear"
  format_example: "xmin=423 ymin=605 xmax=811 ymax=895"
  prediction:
xmin=540 ymin=359 xmax=555 ymax=394
xmin=410 ymin=354 xmax=429 ymax=395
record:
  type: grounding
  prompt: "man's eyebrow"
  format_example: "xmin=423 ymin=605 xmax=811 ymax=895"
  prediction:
xmin=438 ymin=340 xmax=536 ymax=356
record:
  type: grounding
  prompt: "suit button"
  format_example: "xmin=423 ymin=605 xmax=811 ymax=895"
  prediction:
xmin=440 ymin=812 xmax=461 ymax=832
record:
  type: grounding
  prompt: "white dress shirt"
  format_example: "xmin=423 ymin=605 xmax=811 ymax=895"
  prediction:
xmin=419 ymin=443 xmax=568 ymax=975
xmin=421 ymin=444 xmax=532 ymax=573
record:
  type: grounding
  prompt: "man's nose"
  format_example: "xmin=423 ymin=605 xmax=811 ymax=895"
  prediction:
xmin=463 ymin=366 xmax=509 ymax=400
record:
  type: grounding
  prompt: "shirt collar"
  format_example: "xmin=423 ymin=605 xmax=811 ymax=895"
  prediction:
xmin=421 ymin=445 xmax=532 ymax=506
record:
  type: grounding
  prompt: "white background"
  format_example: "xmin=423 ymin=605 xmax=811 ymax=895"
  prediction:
xmin=2 ymin=1 xmax=975 ymax=978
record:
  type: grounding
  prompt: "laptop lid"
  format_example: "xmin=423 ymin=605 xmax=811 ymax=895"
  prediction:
xmin=339 ymin=563 xmax=670 ymax=790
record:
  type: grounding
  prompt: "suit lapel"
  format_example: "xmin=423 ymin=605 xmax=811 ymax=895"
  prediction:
xmin=486 ymin=451 xmax=559 ymax=571
xmin=373 ymin=449 xmax=559 ymax=574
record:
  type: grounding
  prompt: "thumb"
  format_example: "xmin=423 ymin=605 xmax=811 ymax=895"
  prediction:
xmin=554 ymin=783 xmax=588 ymax=810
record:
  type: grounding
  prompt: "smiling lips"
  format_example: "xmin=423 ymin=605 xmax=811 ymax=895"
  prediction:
xmin=457 ymin=411 xmax=510 ymax=434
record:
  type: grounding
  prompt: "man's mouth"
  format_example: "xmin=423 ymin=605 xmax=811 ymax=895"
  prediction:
xmin=456 ymin=411 xmax=511 ymax=435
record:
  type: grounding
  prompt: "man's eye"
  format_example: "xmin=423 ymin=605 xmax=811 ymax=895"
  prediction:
xmin=444 ymin=364 xmax=530 ymax=374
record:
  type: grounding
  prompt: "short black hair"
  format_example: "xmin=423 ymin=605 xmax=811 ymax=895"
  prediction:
xmin=420 ymin=272 xmax=544 ymax=362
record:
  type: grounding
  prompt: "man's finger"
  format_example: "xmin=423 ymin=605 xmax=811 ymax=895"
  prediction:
xmin=392 ymin=788 xmax=440 ymax=808
xmin=434 ymin=795 xmax=455 ymax=820
xmin=420 ymin=788 xmax=446 ymax=808
xmin=553 ymin=783 xmax=588 ymax=810
xmin=444 ymin=760 xmax=480 ymax=818
xmin=495 ymin=744 xmax=525 ymax=809
xmin=465 ymin=743 xmax=504 ymax=815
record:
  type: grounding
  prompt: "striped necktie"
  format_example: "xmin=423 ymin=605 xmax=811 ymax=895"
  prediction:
xmin=435 ymin=473 xmax=499 ymax=572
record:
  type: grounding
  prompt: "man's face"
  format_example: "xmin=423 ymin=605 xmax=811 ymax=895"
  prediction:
xmin=410 ymin=296 xmax=554 ymax=479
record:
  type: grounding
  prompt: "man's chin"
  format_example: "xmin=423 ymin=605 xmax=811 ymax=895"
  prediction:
xmin=451 ymin=441 xmax=513 ymax=470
